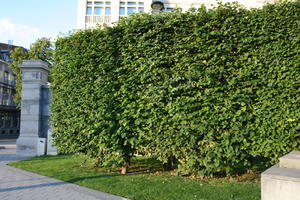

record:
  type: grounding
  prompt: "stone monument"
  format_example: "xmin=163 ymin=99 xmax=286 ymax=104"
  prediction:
xmin=16 ymin=60 xmax=50 ymax=156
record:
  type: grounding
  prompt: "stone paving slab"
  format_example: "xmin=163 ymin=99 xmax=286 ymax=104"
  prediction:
xmin=0 ymin=140 xmax=130 ymax=200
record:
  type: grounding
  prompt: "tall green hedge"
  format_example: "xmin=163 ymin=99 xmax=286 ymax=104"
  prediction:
xmin=51 ymin=1 xmax=300 ymax=175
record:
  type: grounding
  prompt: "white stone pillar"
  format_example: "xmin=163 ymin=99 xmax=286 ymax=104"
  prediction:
xmin=16 ymin=60 xmax=49 ymax=156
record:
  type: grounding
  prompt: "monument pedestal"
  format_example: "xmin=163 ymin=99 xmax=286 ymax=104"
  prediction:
xmin=262 ymin=151 xmax=300 ymax=200
xmin=16 ymin=60 xmax=49 ymax=156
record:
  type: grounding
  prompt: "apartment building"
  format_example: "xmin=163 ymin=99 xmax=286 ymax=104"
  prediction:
xmin=0 ymin=43 xmax=21 ymax=139
xmin=77 ymin=0 xmax=276 ymax=28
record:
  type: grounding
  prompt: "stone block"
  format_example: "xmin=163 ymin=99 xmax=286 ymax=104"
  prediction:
xmin=19 ymin=114 xmax=40 ymax=121
xmin=20 ymin=119 xmax=39 ymax=133
xmin=21 ymin=60 xmax=49 ymax=84
xmin=37 ymin=138 xmax=46 ymax=156
xmin=262 ymin=151 xmax=300 ymax=200
xmin=261 ymin=165 xmax=300 ymax=200
xmin=22 ymin=82 xmax=42 ymax=89
xmin=41 ymin=104 xmax=50 ymax=116
xmin=21 ymin=102 xmax=40 ymax=115
xmin=22 ymin=88 xmax=41 ymax=100
xmin=279 ymin=151 xmax=300 ymax=170
xmin=16 ymin=136 xmax=39 ymax=156
xmin=47 ymin=130 xmax=57 ymax=155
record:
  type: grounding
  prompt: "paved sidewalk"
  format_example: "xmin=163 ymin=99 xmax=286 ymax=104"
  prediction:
xmin=0 ymin=140 xmax=130 ymax=200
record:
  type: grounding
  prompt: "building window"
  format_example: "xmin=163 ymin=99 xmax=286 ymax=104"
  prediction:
xmin=120 ymin=1 xmax=144 ymax=15
xmin=12 ymin=113 xmax=19 ymax=128
xmin=105 ymin=7 xmax=111 ymax=15
xmin=127 ymin=7 xmax=136 ymax=14
xmin=119 ymin=7 xmax=125 ymax=15
xmin=4 ymin=71 xmax=9 ymax=84
xmin=138 ymin=7 xmax=144 ymax=12
xmin=0 ymin=113 xmax=3 ymax=128
xmin=2 ymin=88 xmax=8 ymax=106
xmin=87 ymin=1 xmax=93 ymax=5
xmin=127 ymin=2 xmax=137 ymax=6
xmin=94 ymin=1 xmax=104 ymax=5
xmin=94 ymin=7 xmax=103 ymax=15
xmin=12 ymin=75 xmax=16 ymax=86
xmin=86 ymin=7 xmax=92 ymax=15
xmin=165 ymin=8 xmax=174 ymax=12
xmin=105 ymin=2 xmax=111 ymax=5
xmin=4 ymin=113 xmax=11 ymax=128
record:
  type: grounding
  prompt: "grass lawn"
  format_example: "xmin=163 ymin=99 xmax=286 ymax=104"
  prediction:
xmin=9 ymin=154 xmax=261 ymax=200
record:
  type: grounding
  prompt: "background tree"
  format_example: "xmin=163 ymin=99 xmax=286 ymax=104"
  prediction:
xmin=9 ymin=47 xmax=28 ymax=106
xmin=28 ymin=37 xmax=54 ymax=64
xmin=9 ymin=37 xmax=54 ymax=106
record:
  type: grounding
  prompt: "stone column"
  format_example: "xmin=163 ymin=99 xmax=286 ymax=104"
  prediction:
xmin=16 ymin=60 xmax=49 ymax=156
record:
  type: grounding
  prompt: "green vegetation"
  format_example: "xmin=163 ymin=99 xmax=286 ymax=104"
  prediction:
xmin=10 ymin=37 xmax=53 ymax=106
xmin=51 ymin=1 xmax=300 ymax=176
xmin=9 ymin=155 xmax=261 ymax=200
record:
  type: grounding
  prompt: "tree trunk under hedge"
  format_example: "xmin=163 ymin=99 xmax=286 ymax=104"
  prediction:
xmin=121 ymin=155 xmax=131 ymax=174
xmin=163 ymin=156 xmax=177 ymax=171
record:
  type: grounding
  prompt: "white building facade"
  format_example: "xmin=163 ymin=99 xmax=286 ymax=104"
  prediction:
xmin=77 ymin=0 xmax=276 ymax=29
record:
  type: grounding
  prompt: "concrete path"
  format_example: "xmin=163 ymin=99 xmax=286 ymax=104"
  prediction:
xmin=0 ymin=140 xmax=130 ymax=200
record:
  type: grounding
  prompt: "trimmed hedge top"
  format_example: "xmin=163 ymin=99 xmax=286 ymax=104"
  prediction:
xmin=51 ymin=1 xmax=300 ymax=175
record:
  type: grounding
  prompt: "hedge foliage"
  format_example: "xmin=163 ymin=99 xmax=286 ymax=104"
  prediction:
xmin=51 ymin=1 xmax=300 ymax=175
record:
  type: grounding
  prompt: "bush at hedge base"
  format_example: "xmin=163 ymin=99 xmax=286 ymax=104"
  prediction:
xmin=51 ymin=1 xmax=300 ymax=176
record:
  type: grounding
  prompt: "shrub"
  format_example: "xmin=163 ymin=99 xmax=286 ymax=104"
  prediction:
xmin=51 ymin=1 xmax=300 ymax=175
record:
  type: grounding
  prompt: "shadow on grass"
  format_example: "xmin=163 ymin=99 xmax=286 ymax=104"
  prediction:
xmin=19 ymin=154 xmax=74 ymax=162
xmin=66 ymin=172 xmax=149 ymax=184
xmin=128 ymin=157 xmax=163 ymax=173
xmin=15 ymin=154 xmax=271 ymax=182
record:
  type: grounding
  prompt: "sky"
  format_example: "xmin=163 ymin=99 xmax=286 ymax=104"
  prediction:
xmin=0 ymin=0 xmax=78 ymax=48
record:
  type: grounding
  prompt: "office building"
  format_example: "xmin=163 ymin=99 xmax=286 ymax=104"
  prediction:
xmin=77 ymin=0 xmax=276 ymax=28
